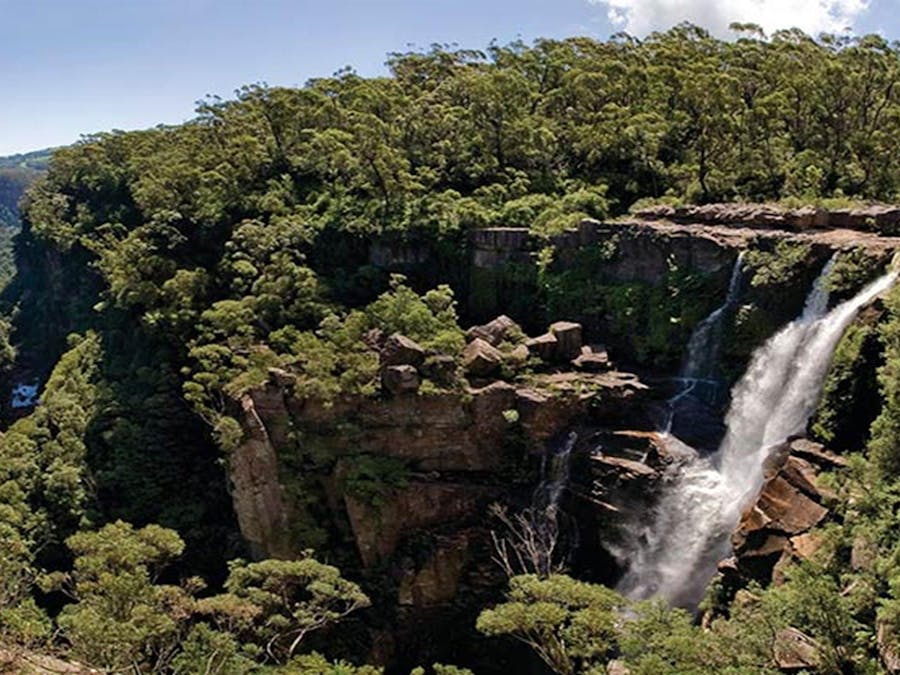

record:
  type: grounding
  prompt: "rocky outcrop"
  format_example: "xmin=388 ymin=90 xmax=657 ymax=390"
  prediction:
xmin=726 ymin=438 xmax=845 ymax=587
xmin=345 ymin=484 xmax=494 ymax=567
xmin=466 ymin=315 xmax=521 ymax=346
xmin=229 ymin=367 xmax=648 ymax=563
xmin=773 ymin=627 xmax=821 ymax=671
xmin=550 ymin=321 xmax=583 ymax=361
xmin=463 ymin=338 xmax=504 ymax=377
xmin=573 ymin=345 xmax=612 ymax=372
xmin=637 ymin=202 xmax=900 ymax=235
xmin=228 ymin=392 xmax=293 ymax=559
xmin=382 ymin=364 xmax=420 ymax=395
xmin=381 ymin=333 xmax=426 ymax=368
xmin=226 ymin=360 xmax=650 ymax=665
xmin=0 ymin=649 xmax=93 ymax=674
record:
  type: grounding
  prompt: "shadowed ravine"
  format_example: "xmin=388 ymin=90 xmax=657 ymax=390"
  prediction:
xmin=616 ymin=258 xmax=897 ymax=608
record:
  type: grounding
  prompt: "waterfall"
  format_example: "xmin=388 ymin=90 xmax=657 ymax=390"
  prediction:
xmin=527 ymin=431 xmax=578 ymax=576
xmin=534 ymin=431 xmax=577 ymax=514
xmin=661 ymin=254 xmax=744 ymax=436
xmin=682 ymin=253 xmax=745 ymax=382
xmin=617 ymin=258 xmax=896 ymax=608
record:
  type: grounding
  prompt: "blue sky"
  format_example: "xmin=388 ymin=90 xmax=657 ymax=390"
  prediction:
xmin=1 ymin=0 xmax=897 ymax=156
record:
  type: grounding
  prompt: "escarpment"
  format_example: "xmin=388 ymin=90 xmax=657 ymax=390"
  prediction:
xmin=219 ymin=207 xmax=900 ymax=665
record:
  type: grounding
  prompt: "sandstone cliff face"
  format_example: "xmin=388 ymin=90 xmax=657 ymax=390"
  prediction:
xmin=468 ymin=216 xmax=900 ymax=320
xmin=724 ymin=438 xmax=845 ymax=588
xmin=225 ymin=362 xmax=648 ymax=666
xmin=228 ymin=366 xmax=647 ymax=574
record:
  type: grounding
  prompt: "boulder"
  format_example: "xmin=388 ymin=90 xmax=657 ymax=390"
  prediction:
xmin=463 ymin=338 xmax=503 ymax=377
xmin=526 ymin=332 xmax=558 ymax=361
xmin=731 ymin=439 xmax=835 ymax=587
xmin=790 ymin=532 xmax=823 ymax=560
xmin=774 ymin=627 xmax=820 ymax=671
xmin=381 ymin=333 xmax=426 ymax=367
xmin=573 ymin=345 xmax=611 ymax=372
xmin=748 ymin=475 xmax=828 ymax=534
xmin=466 ymin=315 xmax=522 ymax=346
xmin=550 ymin=321 xmax=583 ymax=360
xmin=382 ymin=365 xmax=420 ymax=395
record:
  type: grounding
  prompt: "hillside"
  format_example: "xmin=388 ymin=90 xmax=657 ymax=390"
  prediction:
xmin=4 ymin=25 xmax=900 ymax=674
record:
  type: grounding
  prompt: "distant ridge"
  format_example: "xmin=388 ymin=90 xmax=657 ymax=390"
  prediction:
xmin=0 ymin=147 xmax=55 ymax=172
xmin=0 ymin=148 xmax=54 ymax=229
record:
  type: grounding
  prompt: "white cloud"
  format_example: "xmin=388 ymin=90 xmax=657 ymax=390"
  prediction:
xmin=590 ymin=0 xmax=870 ymax=38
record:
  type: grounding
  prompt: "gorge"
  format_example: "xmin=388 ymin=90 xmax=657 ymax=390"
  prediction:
xmin=9 ymin=28 xmax=900 ymax=672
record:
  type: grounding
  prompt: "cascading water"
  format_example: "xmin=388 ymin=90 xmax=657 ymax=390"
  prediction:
xmin=682 ymin=253 xmax=745 ymax=382
xmin=534 ymin=431 xmax=578 ymax=515
xmin=661 ymin=253 xmax=744 ymax=437
xmin=509 ymin=431 xmax=578 ymax=577
xmin=617 ymin=257 xmax=896 ymax=608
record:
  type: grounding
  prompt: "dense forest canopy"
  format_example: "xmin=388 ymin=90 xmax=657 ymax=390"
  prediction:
xmin=5 ymin=23 xmax=900 ymax=674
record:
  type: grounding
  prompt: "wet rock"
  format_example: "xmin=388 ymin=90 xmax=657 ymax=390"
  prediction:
xmin=550 ymin=321 xmax=583 ymax=360
xmin=466 ymin=315 xmax=521 ymax=346
xmin=789 ymin=437 xmax=848 ymax=468
xmin=526 ymin=332 xmax=558 ymax=361
xmin=590 ymin=454 xmax=659 ymax=482
xmin=382 ymin=365 xmax=421 ymax=396
xmin=749 ymin=475 xmax=828 ymax=534
xmin=732 ymin=438 xmax=836 ymax=587
xmin=381 ymin=333 xmax=426 ymax=367
xmin=463 ymin=337 xmax=503 ymax=377
xmin=774 ymin=627 xmax=820 ymax=671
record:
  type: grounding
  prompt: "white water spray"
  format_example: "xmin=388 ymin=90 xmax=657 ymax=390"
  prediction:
xmin=617 ymin=258 xmax=896 ymax=607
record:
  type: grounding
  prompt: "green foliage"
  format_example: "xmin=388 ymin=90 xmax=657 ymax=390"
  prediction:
xmin=275 ymin=651 xmax=382 ymax=674
xmin=811 ymin=318 xmax=882 ymax=451
xmin=0 ymin=332 xmax=101 ymax=554
xmin=171 ymin=623 xmax=258 ymax=675
xmin=50 ymin=521 xmax=193 ymax=672
xmin=618 ymin=600 xmax=774 ymax=675
xmin=827 ymin=248 xmax=883 ymax=301
xmin=869 ymin=284 xmax=900 ymax=476
xmin=477 ymin=575 xmax=776 ymax=675
xmin=198 ymin=555 xmax=370 ymax=663
xmin=364 ymin=275 xmax=465 ymax=355
xmin=476 ymin=574 xmax=621 ymax=675
xmin=541 ymin=247 xmax=720 ymax=368
xmin=744 ymin=241 xmax=814 ymax=289
xmin=340 ymin=455 xmax=411 ymax=506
